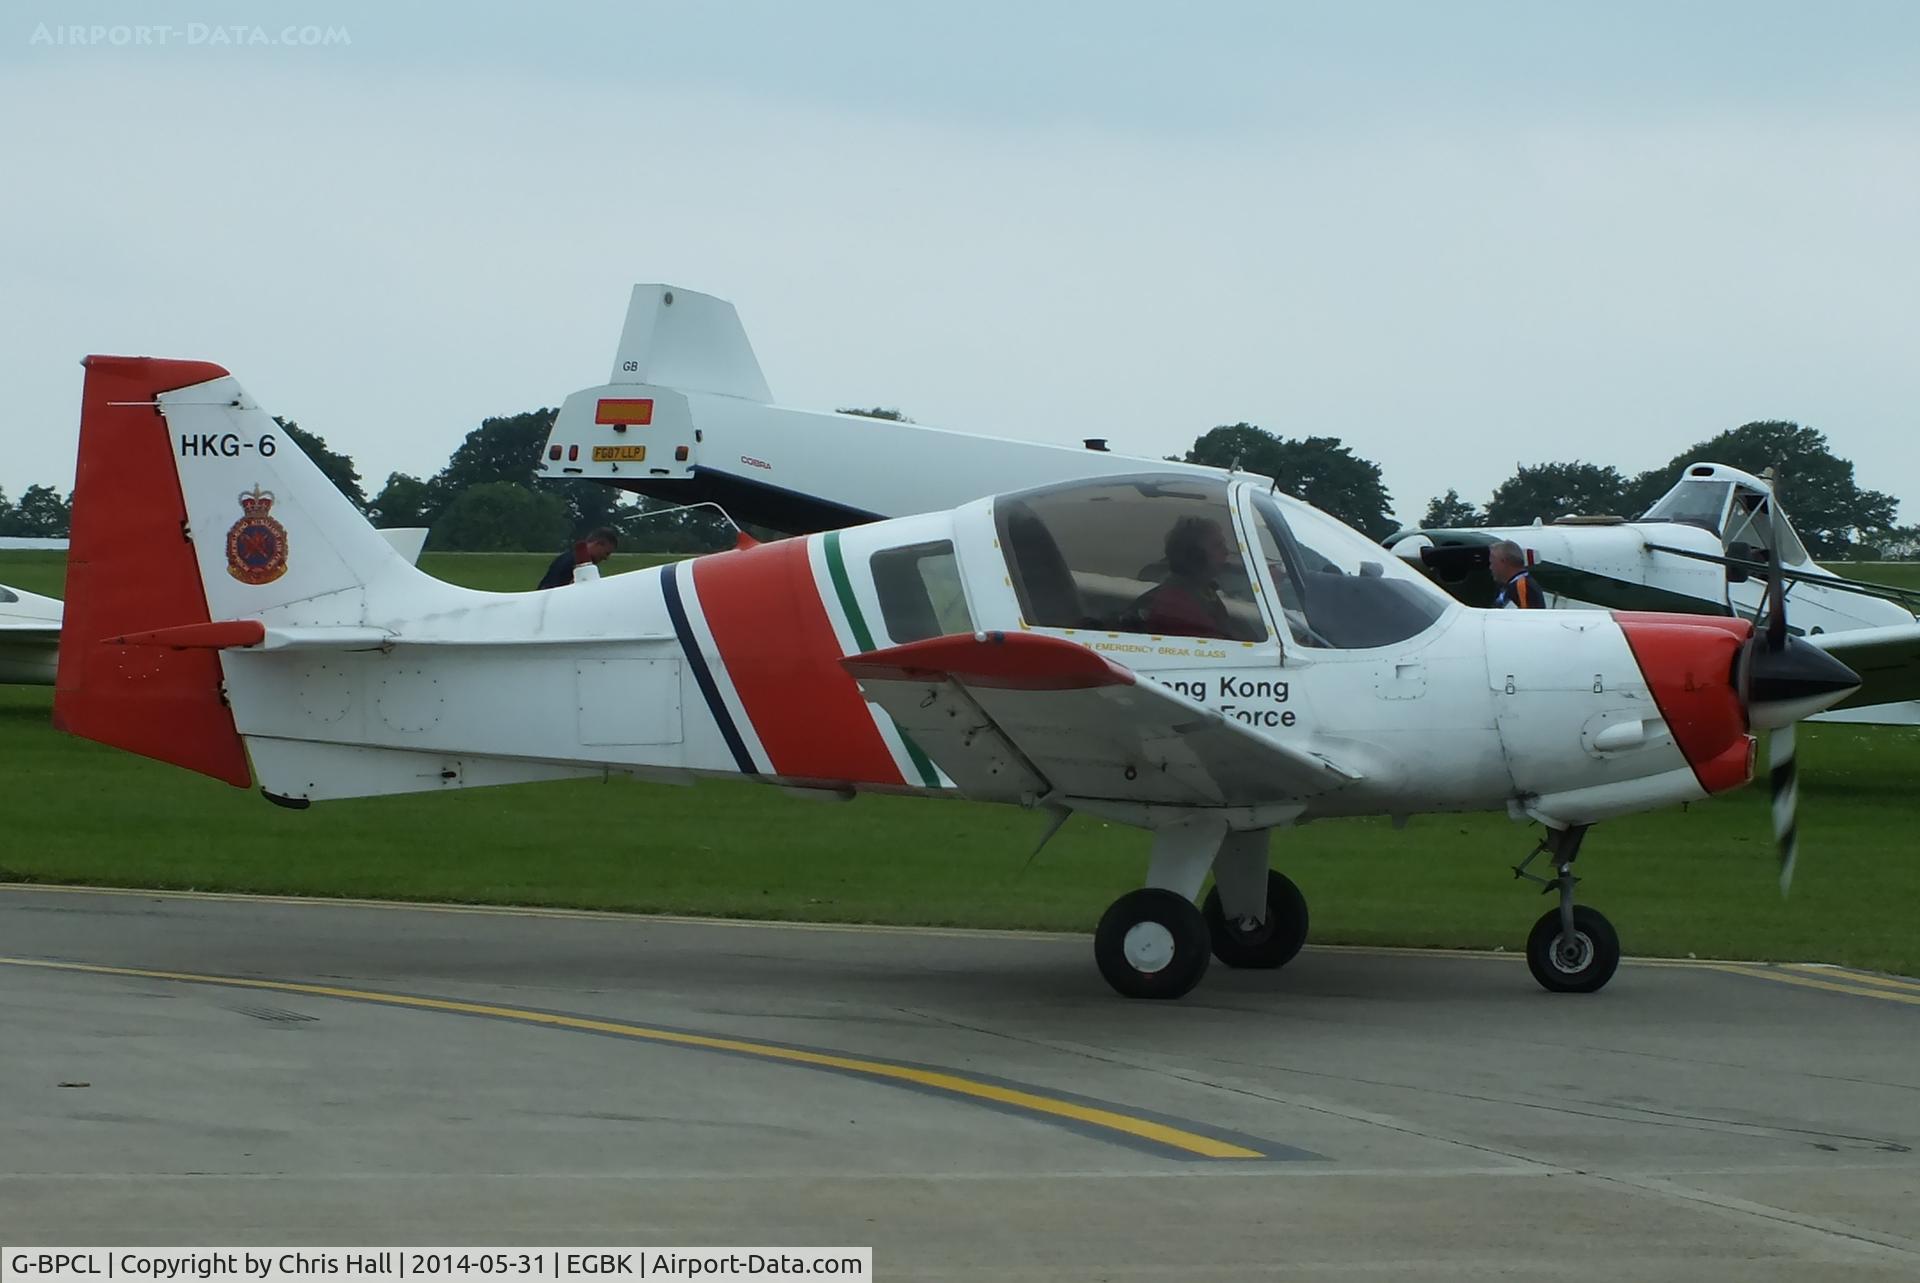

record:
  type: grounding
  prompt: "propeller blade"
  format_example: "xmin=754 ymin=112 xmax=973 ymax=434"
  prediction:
xmin=1770 ymin=725 xmax=1798 ymax=896
xmin=1762 ymin=489 xmax=1789 ymax=652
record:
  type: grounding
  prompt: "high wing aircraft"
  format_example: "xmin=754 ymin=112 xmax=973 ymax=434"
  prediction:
xmin=1 ymin=583 xmax=64 ymax=684
xmin=55 ymin=356 xmax=1904 ymax=1002
xmin=1388 ymin=463 xmax=1920 ymax=726
xmin=0 ymin=529 xmax=427 ymax=686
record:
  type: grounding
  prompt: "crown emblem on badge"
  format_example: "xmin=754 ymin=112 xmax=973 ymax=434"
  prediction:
xmin=226 ymin=484 xmax=289 ymax=585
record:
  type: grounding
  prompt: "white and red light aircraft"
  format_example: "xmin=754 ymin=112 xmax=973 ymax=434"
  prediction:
xmin=55 ymin=356 xmax=1893 ymax=1000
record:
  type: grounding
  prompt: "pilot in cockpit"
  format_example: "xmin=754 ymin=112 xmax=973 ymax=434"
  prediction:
xmin=1122 ymin=516 xmax=1238 ymax=640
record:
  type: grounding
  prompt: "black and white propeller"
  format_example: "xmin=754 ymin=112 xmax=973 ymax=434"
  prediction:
xmin=1736 ymin=486 xmax=1862 ymax=893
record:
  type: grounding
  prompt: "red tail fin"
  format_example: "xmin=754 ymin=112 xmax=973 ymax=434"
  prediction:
xmin=53 ymin=356 xmax=253 ymax=787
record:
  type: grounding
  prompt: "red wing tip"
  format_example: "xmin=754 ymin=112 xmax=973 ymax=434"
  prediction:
xmin=842 ymin=631 xmax=1135 ymax=691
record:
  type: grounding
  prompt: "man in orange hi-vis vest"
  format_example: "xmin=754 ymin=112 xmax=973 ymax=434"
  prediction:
xmin=1490 ymin=540 xmax=1545 ymax=609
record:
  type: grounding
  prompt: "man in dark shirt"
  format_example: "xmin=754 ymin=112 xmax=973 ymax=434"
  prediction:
xmin=1122 ymin=516 xmax=1244 ymax=640
xmin=1489 ymin=539 xmax=1545 ymax=609
xmin=538 ymin=528 xmax=619 ymax=590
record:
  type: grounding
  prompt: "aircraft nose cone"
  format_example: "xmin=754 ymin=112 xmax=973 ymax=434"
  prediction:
xmin=1746 ymin=636 xmax=1861 ymax=729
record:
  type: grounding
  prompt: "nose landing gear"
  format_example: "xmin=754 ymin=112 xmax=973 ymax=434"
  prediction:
xmin=1514 ymin=824 xmax=1621 ymax=994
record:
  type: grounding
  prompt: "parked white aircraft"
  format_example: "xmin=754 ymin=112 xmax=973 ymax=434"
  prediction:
xmin=0 ymin=584 xmax=64 ymax=684
xmin=1388 ymin=464 xmax=1920 ymax=724
xmin=57 ymin=356 xmax=1899 ymax=999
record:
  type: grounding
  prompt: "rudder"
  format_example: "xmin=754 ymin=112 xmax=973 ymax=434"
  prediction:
xmin=55 ymin=356 xmax=252 ymax=786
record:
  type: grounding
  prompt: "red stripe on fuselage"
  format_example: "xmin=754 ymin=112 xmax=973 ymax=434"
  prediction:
xmin=692 ymin=538 xmax=906 ymax=786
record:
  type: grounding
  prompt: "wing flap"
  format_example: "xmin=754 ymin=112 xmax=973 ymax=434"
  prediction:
xmin=844 ymin=633 xmax=1360 ymax=807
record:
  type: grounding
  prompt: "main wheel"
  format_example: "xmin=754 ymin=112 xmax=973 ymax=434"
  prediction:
xmin=1526 ymin=905 xmax=1620 ymax=994
xmin=1094 ymin=888 xmax=1212 ymax=999
xmin=1202 ymin=870 xmax=1310 ymax=969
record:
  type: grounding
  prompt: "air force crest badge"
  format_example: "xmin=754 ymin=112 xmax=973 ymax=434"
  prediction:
xmin=226 ymin=485 xmax=289 ymax=584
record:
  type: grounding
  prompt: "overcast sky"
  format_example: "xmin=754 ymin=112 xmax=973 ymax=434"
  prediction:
xmin=4 ymin=1 xmax=1916 ymax=526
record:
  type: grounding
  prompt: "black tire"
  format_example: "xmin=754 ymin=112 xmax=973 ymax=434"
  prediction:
xmin=1094 ymin=888 xmax=1212 ymax=999
xmin=1202 ymin=870 xmax=1310 ymax=969
xmin=1526 ymin=905 xmax=1621 ymax=994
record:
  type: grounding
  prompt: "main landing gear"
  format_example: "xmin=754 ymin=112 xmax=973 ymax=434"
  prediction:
xmin=1094 ymin=825 xmax=1308 ymax=999
xmin=1513 ymin=824 xmax=1620 ymax=994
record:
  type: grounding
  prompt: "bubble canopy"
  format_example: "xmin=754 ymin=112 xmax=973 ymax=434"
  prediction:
xmin=992 ymin=473 xmax=1451 ymax=650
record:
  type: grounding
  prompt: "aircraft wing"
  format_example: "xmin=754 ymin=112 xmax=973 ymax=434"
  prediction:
xmin=1 ymin=586 xmax=64 ymax=684
xmin=842 ymin=633 xmax=1361 ymax=808
xmin=1812 ymin=623 xmax=1920 ymax=711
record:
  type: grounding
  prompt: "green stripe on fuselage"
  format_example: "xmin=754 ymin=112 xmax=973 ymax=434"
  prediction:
xmin=823 ymin=531 xmax=942 ymax=788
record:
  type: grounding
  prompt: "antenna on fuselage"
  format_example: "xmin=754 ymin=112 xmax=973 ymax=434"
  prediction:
xmin=623 ymin=499 xmax=759 ymax=550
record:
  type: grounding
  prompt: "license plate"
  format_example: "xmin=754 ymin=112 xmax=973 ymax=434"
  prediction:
xmin=591 ymin=446 xmax=647 ymax=462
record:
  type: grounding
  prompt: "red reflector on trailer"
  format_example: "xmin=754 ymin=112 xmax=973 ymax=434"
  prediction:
xmin=547 ymin=445 xmax=562 ymax=461
xmin=595 ymin=398 xmax=655 ymax=425
xmin=675 ymin=445 xmax=690 ymax=461
xmin=568 ymin=444 xmax=579 ymax=461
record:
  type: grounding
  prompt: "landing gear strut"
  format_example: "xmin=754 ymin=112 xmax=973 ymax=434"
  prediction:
xmin=1094 ymin=822 xmax=1304 ymax=999
xmin=1514 ymin=824 xmax=1620 ymax=994
xmin=1202 ymin=870 xmax=1309 ymax=969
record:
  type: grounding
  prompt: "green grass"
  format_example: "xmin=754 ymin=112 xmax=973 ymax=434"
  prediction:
xmin=1840 ymin=562 xmax=1920 ymax=591
xmin=413 ymin=551 xmax=687 ymax=592
xmin=4 ymin=551 xmax=1918 ymax=974
xmin=1 ymin=551 xmax=66 ymax=598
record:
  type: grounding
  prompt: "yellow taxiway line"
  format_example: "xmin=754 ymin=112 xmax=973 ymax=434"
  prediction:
xmin=1706 ymin=962 xmax=1920 ymax=1007
xmin=0 ymin=954 xmax=1281 ymax=1162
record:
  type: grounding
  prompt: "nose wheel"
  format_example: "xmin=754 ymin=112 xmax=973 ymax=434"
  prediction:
xmin=1513 ymin=824 xmax=1621 ymax=994
xmin=1526 ymin=904 xmax=1620 ymax=993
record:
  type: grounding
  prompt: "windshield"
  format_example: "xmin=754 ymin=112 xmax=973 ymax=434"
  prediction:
xmin=1640 ymin=479 xmax=1732 ymax=531
xmin=1724 ymin=488 xmax=1809 ymax=566
xmin=1251 ymin=491 xmax=1450 ymax=649
xmin=995 ymin=475 xmax=1266 ymax=642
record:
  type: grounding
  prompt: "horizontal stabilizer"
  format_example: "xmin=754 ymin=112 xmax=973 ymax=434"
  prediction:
xmin=108 ymin=623 xmax=675 ymax=652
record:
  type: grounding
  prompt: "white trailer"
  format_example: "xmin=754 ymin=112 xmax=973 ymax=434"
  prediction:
xmin=540 ymin=285 xmax=1254 ymax=533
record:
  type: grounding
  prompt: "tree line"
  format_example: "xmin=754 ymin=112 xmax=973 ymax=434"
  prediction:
xmin=3 ymin=408 xmax=1910 ymax=561
xmin=1187 ymin=418 xmax=1909 ymax=560
xmin=279 ymin=415 xmax=742 ymax=555
xmin=1406 ymin=420 xmax=1908 ymax=559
